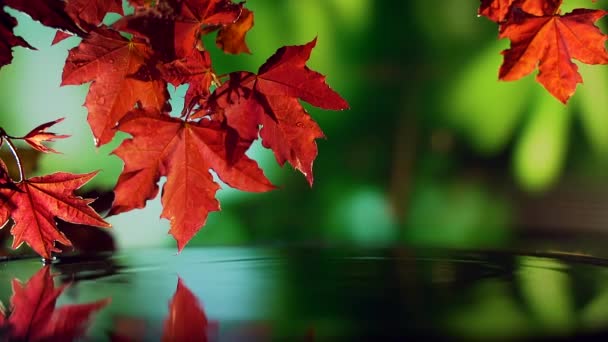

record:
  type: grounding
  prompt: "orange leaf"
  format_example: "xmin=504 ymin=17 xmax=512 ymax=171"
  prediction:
xmin=0 ymin=171 xmax=110 ymax=259
xmin=479 ymin=0 xmax=517 ymax=22
xmin=479 ymin=0 xmax=562 ymax=22
xmin=499 ymin=8 xmax=608 ymax=103
xmin=23 ymin=118 xmax=70 ymax=154
xmin=216 ymin=8 xmax=254 ymax=54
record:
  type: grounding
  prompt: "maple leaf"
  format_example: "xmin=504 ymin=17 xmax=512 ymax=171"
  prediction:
xmin=216 ymin=8 xmax=254 ymax=54
xmin=479 ymin=0 xmax=562 ymax=22
xmin=22 ymin=117 xmax=70 ymax=154
xmin=209 ymin=38 xmax=349 ymax=185
xmin=62 ymin=27 xmax=169 ymax=146
xmin=52 ymin=31 xmax=74 ymax=45
xmin=4 ymin=0 xmax=85 ymax=37
xmin=0 ymin=171 xmax=111 ymax=260
xmin=498 ymin=8 xmax=608 ymax=103
xmin=0 ymin=160 xmax=17 ymax=229
xmin=163 ymin=278 xmax=210 ymax=341
xmin=479 ymin=0 xmax=516 ymax=22
xmin=0 ymin=9 xmax=33 ymax=69
xmin=0 ymin=159 xmax=9 ymax=185
xmin=110 ymin=108 xmax=274 ymax=250
xmin=65 ymin=0 xmax=124 ymax=27
xmin=127 ymin=0 xmax=153 ymax=8
xmin=0 ymin=158 xmax=18 ymax=192
xmin=0 ymin=266 xmax=109 ymax=341
xmin=51 ymin=0 xmax=125 ymax=44
xmin=159 ymin=50 xmax=214 ymax=115
xmin=113 ymin=0 xmax=243 ymax=61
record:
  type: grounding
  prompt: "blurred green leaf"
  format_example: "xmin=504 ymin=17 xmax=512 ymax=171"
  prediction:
xmin=518 ymin=257 xmax=574 ymax=332
xmin=581 ymin=280 xmax=608 ymax=329
xmin=445 ymin=280 xmax=531 ymax=339
xmin=575 ymin=64 xmax=608 ymax=158
xmin=445 ymin=40 xmax=534 ymax=154
xmin=326 ymin=187 xmax=397 ymax=245
xmin=404 ymin=179 xmax=512 ymax=247
xmin=513 ymin=92 xmax=571 ymax=192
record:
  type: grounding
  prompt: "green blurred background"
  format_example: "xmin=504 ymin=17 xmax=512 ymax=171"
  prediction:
xmin=2 ymin=0 xmax=608 ymax=251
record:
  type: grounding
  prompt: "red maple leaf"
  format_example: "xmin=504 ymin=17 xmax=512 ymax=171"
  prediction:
xmin=127 ymin=0 xmax=153 ymax=9
xmin=65 ymin=0 xmax=124 ymax=27
xmin=22 ymin=118 xmax=70 ymax=154
xmin=4 ymin=0 xmax=85 ymax=36
xmin=498 ymin=8 xmax=608 ymax=103
xmin=110 ymin=108 xmax=274 ymax=250
xmin=163 ymin=278 xmax=211 ymax=341
xmin=0 ymin=266 xmax=109 ymax=341
xmin=0 ymin=159 xmax=13 ymax=227
xmin=209 ymin=38 xmax=349 ymax=185
xmin=0 ymin=9 xmax=33 ymax=69
xmin=62 ymin=27 xmax=169 ymax=146
xmin=0 ymin=171 xmax=111 ymax=260
xmin=52 ymin=0 xmax=125 ymax=44
xmin=159 ymin=50 xmax=215 ymax=115
xmin=0 ymin=159 xmax=9 ymax=184
xmin=113 ymin=0 xmax=243 ymax=61
xmin=479 ymin=0 xmax=562 ymax=22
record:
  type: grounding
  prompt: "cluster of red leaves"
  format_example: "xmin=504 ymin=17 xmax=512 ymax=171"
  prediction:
xmin=0 ymin=266 xmax=110 ymax=341
xmin=478 ymin=0 xmax=608 ymax=103
xmin=0 ymin=0 xmax=348 ymax=257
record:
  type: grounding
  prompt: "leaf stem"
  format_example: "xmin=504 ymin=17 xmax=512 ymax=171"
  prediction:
xmin=2 ymin=136 xmax=25 ymax=183
xmin=211 ymin=72 xmax=224 ymax=88
xmin=216 ymin=73 xmax=229 ymax=79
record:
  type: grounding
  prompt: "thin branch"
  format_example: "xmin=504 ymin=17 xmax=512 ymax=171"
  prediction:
xmin=2 ymin=137 xmax=25 ymax=183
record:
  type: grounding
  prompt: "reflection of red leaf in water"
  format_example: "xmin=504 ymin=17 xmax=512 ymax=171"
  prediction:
xmin=0 ymin=266 xmax=109 ymax=341
xmin=163 ymin=278 xmax=209 ymax=342
xmin=111 ymin=278 xmax=217 ymax=341
xmin=109 ymin=316 xmax=147 ymax=342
